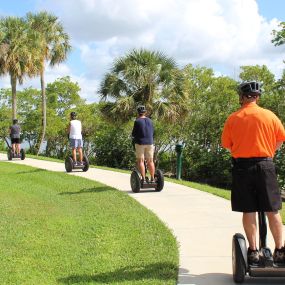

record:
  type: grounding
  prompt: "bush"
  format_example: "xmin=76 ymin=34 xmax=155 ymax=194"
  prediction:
xmin=183 ymin=146 xmax=232 ymax=188
xmin=93 ymin=126 xmax=135 ymax=169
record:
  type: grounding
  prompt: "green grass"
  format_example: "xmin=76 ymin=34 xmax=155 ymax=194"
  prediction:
xmin=16 ymin=153 xmax=285 ymax=221
xmin=0 ymin=162 xmax=178 ymax=285
xmin=165 ymin=177 xmax=231 ymax=199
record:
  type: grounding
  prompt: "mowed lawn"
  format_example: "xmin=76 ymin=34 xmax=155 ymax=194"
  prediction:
xmin=0 ymin=162 xmax=178 ymax=285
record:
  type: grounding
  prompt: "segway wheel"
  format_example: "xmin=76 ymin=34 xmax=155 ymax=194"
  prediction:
xmin=65 ymin=156 xmax=73 ymax=172
xmin=7 ymin=149 xmax=13 ymax=161
xmin=130 ymin=170 xmax=141 ymax=193
xmin=83 ymin=154 xmax=89 ymax=172
xmin=232 ymin=234 xmax=247 ymax=283
xmin=155 ymin=169 xmax=164 ymax=191
xmin=20 ymin=149 xmax=25 ymax=160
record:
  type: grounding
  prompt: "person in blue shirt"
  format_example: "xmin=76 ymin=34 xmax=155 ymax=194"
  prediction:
xmin=132 ymin=105 xmax=155 ymax=182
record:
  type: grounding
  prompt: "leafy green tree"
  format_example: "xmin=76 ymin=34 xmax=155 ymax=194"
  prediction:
xmin=180 ymin=64 xmax=238 ymax=186
xmin=272 ymin=22 xmax=285 ymax=48
xmin=0 ymin=87 xmax=41 ymax=151
xmin=0 ymin=16 xmax=39 ymax=119
xmin=99 ymin=48 xmax=184 ymax=123
xmin=44 ymin=77 xmax=83 ymax=157
xmin=239 ymin=65 xmax=275 ymax=93
xmin=46 ymin=76 xmax=83 ymax=116
xmin=27 ymin=11 xmax=71 ymax=155
xmin=17 ymin=88 xmax=41 ymax=152
xmin=0 ymin=88 xmax=11 ymax=147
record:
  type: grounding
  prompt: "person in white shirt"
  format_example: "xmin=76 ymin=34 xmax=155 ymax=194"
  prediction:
xmin=68 ymin=112 xmax=83 ymax=165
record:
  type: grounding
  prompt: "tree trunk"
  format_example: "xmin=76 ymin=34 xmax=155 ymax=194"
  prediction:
xmin=10 ymin=74 xmax=17 ymax=120
xmin=37 ymin=70 xmax=47 ymax=155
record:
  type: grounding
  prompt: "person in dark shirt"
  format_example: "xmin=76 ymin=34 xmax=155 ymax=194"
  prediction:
xmin=9 ymin=119 xmax=21 ymax=155
xmin=132 ymin=105 xmax=155 ymax=182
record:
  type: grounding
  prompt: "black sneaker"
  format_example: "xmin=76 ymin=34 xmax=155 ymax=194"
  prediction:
xmin=273 ymin=247 xmax=285 ymax=264
xmin=248 ymin=248 xmax=259 ymax=265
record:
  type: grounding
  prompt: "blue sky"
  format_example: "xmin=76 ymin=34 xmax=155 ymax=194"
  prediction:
xmin=257 ymin=0 xmax=285 ymax=20
xmin=0 ymin=0 xmax=285 ymax=102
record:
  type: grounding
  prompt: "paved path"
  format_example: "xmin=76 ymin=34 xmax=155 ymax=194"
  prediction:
xmin=1 ymin=153 xmax=283 ymax=285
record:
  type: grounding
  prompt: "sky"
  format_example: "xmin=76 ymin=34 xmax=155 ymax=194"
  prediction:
xmin=0 ymin=0 xmax=285 ymax=102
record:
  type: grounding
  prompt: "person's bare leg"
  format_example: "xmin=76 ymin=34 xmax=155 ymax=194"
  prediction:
xmin=266 ymin=211 xmax=283 ymax=249
xmin=78 ymin=147 xmax=83 ymax=163
xmin=147 ymin=159 xmax=155 ymax=180
xmin=77 ymin=147 xmax=83 ymax=163
xmin=243 ymin=212 xmax=257 ymax=250
xmin=16 ymin=143 xmax=20 ymax=155
xmin=137 ymin=158 xmax=145 ymax=180
xmin=72 ymin=148 xmax=77 ymax=162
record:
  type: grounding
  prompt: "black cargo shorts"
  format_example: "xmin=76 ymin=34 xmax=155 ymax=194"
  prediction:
xmin=231 ymin=157 xmax=281 ymax=212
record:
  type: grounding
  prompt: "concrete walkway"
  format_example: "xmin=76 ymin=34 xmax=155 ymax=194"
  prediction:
xmin=1 ymin=153 xmax=283 ymax=285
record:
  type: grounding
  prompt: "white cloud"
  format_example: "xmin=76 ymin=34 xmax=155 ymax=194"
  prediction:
xmin=3 ymin=0 xmax=284 ymax=101
xmin=0 ymin=64 xmax=101 ymax=103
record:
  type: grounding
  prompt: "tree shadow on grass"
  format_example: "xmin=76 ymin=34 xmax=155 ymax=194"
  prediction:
xmin=59 ymin=186 xmax=111 ymax=195
xmin=57 ymin=262 xmax=177 ymax=284
xmin=16 ymin=169 xmax=46 ymax=174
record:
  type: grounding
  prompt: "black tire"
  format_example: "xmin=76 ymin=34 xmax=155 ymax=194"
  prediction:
xmin=232 ymin=234 xmax=246 ymax=283
xmin=83 ymin=154 xmax=89 ymax=172
xmin=65 ymin=156 xmax=73 ymax=172
xmin=20 ymin=149 xmax=25 ymax=160
xmin=155 ymin=169 xmax=164 ymax=191
xmin=7 ymin=149 xmax=12 ymax=161
xmin=130 ymin=170 xmax=141 ymax=193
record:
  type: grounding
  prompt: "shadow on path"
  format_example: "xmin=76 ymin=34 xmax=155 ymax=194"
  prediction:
xmin=58 ymin=262 xmax=177 ymax=284
xmin=178 ymin=268 xmax=285 ymax=285
xmin=127 ymin=189 xmax=160 ymax=194
xmin=59 ymin=186 xmax=111 ymax=195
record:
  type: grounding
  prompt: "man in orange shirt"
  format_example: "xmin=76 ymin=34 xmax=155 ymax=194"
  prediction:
xmin=222 ymin=81 xmax=285 ymax=265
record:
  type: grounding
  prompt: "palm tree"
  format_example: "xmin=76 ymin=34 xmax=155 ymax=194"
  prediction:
xmin=26 ymin=11 xmax=71 ymax=155
xmin=99 ymin=48 xmax=185 ymax=123
xmin=0 ymin=16 xmax=39 ymax=120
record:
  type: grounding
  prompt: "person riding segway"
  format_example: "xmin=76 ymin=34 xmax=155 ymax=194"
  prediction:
xmin=130 ymin=105 xmax=164 ymax=193
xmin=221 ymin=81 xmax=285 ymax=282
xmin=7 ymin=119 xmax=25 ymax=160
xmin=65 ymin=112 xmax=89 ymax=172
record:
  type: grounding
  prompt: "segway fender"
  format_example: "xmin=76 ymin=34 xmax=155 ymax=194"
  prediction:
xmin=234 ymin=233 xmax=248 ymax=269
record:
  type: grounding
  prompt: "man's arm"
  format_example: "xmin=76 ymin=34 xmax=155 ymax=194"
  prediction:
xmin=67 ymin=123 xmax=70 ymax=138
xmin=276 ymin=141 xmax=283 ymax=150
xmin=131 ymin=121 xmax=137 ymax=138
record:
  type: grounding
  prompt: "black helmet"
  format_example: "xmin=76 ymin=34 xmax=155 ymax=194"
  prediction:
xmin=70 ymin=112 xmax=77 ymax=119
xmin=137 ymin=105 xmax=146 ymax=114
xmin=13 ymin=119 xmax=18 ymax=124
xmin=239 ymin=81 xmax=261 ymax=96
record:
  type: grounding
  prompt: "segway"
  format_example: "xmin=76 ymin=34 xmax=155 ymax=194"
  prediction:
xmin=7 ymin=148 xmax=25 ymax=160
xmin=232 ymin=212 xmax=285 ymax=283
xmin=65 ymin=153 xmax=89 ymax=172
xmin=130 ymin=160 xmax=164 ymax=193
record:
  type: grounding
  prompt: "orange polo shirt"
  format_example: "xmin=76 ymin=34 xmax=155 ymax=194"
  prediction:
xmin=221 ymin=103 xmax=285 ymax=158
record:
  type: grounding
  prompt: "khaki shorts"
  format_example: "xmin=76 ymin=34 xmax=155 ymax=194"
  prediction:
xmin=135 ymin=144 xmax=154 ymax=160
